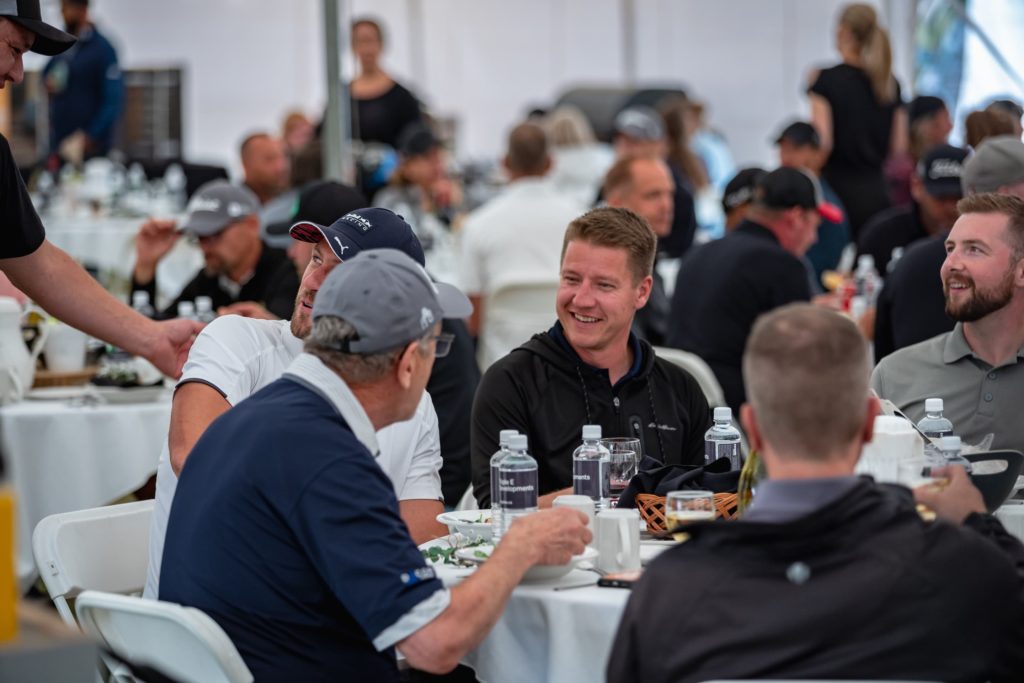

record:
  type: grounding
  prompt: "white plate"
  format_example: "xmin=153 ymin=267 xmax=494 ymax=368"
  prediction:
xmin=436 ymin=510 xmax=493 ymax=543
xmin=455 ymin=544 xmax=599 ymax=583
xmin=91 ymin=385 xmax=168 ymax=404
xmin=26 ymin=386 xmax=93 ymax=401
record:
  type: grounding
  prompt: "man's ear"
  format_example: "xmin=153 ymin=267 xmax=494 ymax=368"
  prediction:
xmin=395 ymin=341 xmax=419 ymax=390
xmin=634 ymin=274 xmax=653 ymax=309
xmin=740 ymin=403 xmax=763 ymax=453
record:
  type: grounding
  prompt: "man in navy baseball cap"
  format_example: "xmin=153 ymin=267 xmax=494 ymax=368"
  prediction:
xmin=290 ymin=206 xmax=426 ymax=266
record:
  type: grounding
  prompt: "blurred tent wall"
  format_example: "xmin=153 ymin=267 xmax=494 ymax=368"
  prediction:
xmin=24 ymin=0 xmax=912 ymax=174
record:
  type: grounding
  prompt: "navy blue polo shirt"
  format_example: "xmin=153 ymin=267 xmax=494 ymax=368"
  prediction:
xmin=160 ymin=369 xmax=445 ymax=682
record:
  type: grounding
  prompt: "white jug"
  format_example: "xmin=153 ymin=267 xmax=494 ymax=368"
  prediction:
xmin=0 ymin=298 xmax=47 ymax=404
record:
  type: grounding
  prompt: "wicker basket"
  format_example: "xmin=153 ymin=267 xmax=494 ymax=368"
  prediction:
xmin=636 ymin=492 xmax=739 ymax=532
xmin=32 ymin=367 xmax=98 ymax=388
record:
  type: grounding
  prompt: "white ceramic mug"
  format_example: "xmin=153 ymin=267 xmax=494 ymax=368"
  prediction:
xmin=595 ymin=508 xmax=641 ymax=573
xmin=42 ymin=322 xmax=87 ymax=373
xmin=553 ymin=495 xmax=596 ymax=545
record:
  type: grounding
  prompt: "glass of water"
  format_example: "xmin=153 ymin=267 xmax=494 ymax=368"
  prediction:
xmin=664 ymin=490 xmax=715 ymax=540
xmin=600 ymin=437 xmax=642 ymax=502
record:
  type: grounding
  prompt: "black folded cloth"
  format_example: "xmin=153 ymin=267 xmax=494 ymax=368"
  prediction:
xmin=617 ymin=455 xmax=741 ymax=508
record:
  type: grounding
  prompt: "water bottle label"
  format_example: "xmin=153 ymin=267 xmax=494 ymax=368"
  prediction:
xmin=705 ymin=441 xmax=741 ymax=469
xmin=490 ymin=462 xmax=500 ymax=507
xmin=573 ymin=459 xmax=608 ymax=500
xmin=499 ymin=470 xmax=538 ymax=510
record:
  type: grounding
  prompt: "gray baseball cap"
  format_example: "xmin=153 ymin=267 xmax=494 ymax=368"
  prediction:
xmin=179 ymin=181 xmax=260 ymax=237
xmin=613 ymin=106 xmax=665 ymax=141
xmin=962 ymin=136 xmax=1024 ymax=194
xmin=312 ymin=248 xmax=472 ymax=354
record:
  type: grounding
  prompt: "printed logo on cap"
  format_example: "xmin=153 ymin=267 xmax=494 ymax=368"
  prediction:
xmin=420 ymin=307 xmax=435 ymax=330
xmin=188 ymin=196 xmax=221 ymax=213
xmin=332 ymin=236 xmax=351 ymax=256
xmin=341 ymin=212 xmax=373 ymax=233
xmin=929 ymin=159 xmax=963 ymax=180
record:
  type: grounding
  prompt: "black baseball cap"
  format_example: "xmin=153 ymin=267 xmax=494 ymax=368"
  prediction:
xmin=908 ymin=96 xmax=947 ymax=126
xmin=397 ymin=122 xmax=440 ymax=158
xmin=0 ymin=0 xmax=76 ymax=55
xmin=755 ymin=167 xmax=843 ymax=223
xmin=261 ymin=180 xmax=367 ymax=250
xmin=916 ymin=144 xmax=968 ymax=198
xmin=774 ymin=121 xmax=820 ymax=149
xmin=722 ymin=167 xmax=767 ymax=212
xmin=290 ymin=207 xmax=426 ymax=266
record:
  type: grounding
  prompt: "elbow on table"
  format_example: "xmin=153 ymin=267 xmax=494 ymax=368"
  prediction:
xmin=400 ymin=638 xmax=464 ymax=674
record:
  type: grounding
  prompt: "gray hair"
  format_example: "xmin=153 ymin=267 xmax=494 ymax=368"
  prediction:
xmin=743 ymin=304 xmax=870 ymax=461
xmin=304 ymin=316 xmax=431 ymax=384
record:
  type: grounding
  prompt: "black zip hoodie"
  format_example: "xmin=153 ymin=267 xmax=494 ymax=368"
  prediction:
xmin=470 ymin=324 xmax=711 ymax=506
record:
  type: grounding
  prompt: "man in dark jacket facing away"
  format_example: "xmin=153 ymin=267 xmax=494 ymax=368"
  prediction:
xmin=608 ymin=304 xmax=1024 ymax=683
xmin=471 ymin=207 xmax=710 ymax=508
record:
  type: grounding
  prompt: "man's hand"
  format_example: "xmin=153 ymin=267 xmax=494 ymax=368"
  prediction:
xmin=133 ymin=219 xmax=180 ymax=284
xmin=499 ymin=507 xmax=590 ymax=567
xmin=914 ymin=465 xmax=986 ymax=524
xmin=144 ymin=318 xmax=205 ymax=379
xmin=217 ymin=301 xmax=279 ymax=320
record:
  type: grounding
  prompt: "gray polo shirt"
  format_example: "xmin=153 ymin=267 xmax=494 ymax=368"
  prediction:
xmin=871 ymin=323 xmax=1024 ymax=451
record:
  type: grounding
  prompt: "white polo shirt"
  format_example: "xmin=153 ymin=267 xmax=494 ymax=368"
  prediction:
xmin=144 ymin=315 xmax=443 ymax=598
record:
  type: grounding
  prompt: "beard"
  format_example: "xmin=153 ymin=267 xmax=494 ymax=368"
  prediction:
xmin=289 ymin=290 xmax=312 ymax=339
xmin=944 ymin=270 xmax=1015 ymax=322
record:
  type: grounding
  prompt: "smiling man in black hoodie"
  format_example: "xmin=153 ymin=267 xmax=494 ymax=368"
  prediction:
xmin=470 ymin=207 xmax=710 ymax=507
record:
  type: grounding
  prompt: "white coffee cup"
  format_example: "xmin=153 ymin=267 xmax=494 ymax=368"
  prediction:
xmin=595 ymin=508 xmax=641 ymax=573
xmin=553 ymin=495 xmax=596 ymax=544
xmin=42 ymin=322 xmax=87 ymax=373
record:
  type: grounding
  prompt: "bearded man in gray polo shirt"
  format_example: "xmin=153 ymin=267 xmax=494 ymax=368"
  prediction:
xmin=871 ymin=192 xmax=1024 ymax=450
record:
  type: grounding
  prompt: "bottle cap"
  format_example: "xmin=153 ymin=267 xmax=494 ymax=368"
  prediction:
xmin=857 ymin=254 xmax=875 ymax=270
xmin=509 ymin=434 xmax=528 ymax=451
xmin=195 ymin=295 xmax=213 ymax=312
xmin=177 ymin=301 xmax=195 ymax=317
xmin=498 ymin=429 xmax=518 ymax=446
xmin=940 ymin=435 xmax=961 ymax=451
xmin=713 ymin=406 xmax=732 ymax=422
xmin=582 ymin=425 xmax=602 ymax=440
xmin=924 ymin=398 xmax=943 ymax=413
xmin=131 ymin=291 xmax=150 ymax=306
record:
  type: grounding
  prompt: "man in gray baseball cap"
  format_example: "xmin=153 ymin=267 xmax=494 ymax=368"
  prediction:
xmin=130 ymin=179 xmax=298 ymax=319
xmin=962 ymin=135 xmax=1024 ymax=198
xmin=160 ymin=245 xmax=589 ymax=681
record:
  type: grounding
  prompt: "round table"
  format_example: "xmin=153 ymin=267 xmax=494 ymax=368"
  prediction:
xmin=3 ymin=388 xmax=172 ymax=591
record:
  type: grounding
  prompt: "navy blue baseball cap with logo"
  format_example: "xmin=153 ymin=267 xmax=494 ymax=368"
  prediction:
xmin=289 ymin=207 xmax=426 ymax=266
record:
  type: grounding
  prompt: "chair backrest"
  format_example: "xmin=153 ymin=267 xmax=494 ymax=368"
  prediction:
xmin=76 ymin=590 xmax=253 ymax=683
xmin=966 ymin=450 xmax=1024 ymax=512
xmin=478 ymin=279 xmax=559 ymax=371
xmin=652 ymin=346 xmax=727 ymax=408
xmin=32 ymin=499 xmax=154 ymax=625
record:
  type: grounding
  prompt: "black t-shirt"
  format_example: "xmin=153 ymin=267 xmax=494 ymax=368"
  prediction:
xmin=427 ymin=317 xmax=481 ymax=507
xmin=1 ymin=133 xmax=46 ymax=258
xmin=873 ymin=233 xmax=953 ymax=361
xmin=809 ymin=64 xmax=902 ymax=174
xmin=856 ymin=202 xmax=928 ymax=276
xmin=351 ymin=82 xmax=422 ymax=148
xmin=667 ymin=221 xmax=812 ymax=413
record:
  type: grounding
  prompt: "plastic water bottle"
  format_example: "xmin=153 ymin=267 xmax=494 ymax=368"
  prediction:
xmin=194 ymin=296 xmax=216 ymax=324
xmin=938 ymin=436 xmax=972 ymax=474
xmin=887 ymin=246 xmax=904 ymax=275
xmin=704 ymin=407 xmax=743 ymax=470
xmin=131 ymin=291 xmax=156 ymax=319
xmin=917 ymin=398 xmax=954 ymax=439
xmin=572 ymin=425 xmax=611 ymax=510
xmin=854 ymin=254 xmax=882 ymax=306
xmin=176 ymin=301 xmax=197 ymax=321
xmin=499 ymin=434 xmax=538 ymax=534
xmin=490 ymin=429 xmax=518 ymax=543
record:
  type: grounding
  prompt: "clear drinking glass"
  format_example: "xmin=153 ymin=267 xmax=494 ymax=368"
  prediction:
xmin=600 ymin=437 xmax=641 ymax=502
xmin=664 ymin=490 xmax=715 ymax=540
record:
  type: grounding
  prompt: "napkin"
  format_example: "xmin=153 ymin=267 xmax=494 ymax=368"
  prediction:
xmin=616 ymin=456 xmax=740 ymax=509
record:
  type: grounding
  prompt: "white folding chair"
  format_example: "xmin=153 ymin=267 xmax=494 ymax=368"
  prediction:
xmin=32 ymin=499 xmax=154 ymax=626
xmin=478 ymin=279 xmax=560 ymax=371
xmin=653 ymin=346 xmax=727 ymax=408
xmin=76 ymin=590 xmax=253 ymax=683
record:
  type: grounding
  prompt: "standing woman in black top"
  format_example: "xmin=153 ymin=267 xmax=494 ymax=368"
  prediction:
xmin=350 ymin=18 xmax=423 ymax=149
xmin=808 ymin=4 xmax=907 ymax=239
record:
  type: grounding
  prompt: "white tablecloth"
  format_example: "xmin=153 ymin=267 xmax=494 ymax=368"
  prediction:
xmin=3 ymin=391 xmax=172 ymax=590
xmin=995 ymin=500 xmax=1024 ymax=541
xmin=428 ymin=546 xmax=630 ymax=683
xmin=43 ymin=214 xmax=202 ymax=306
